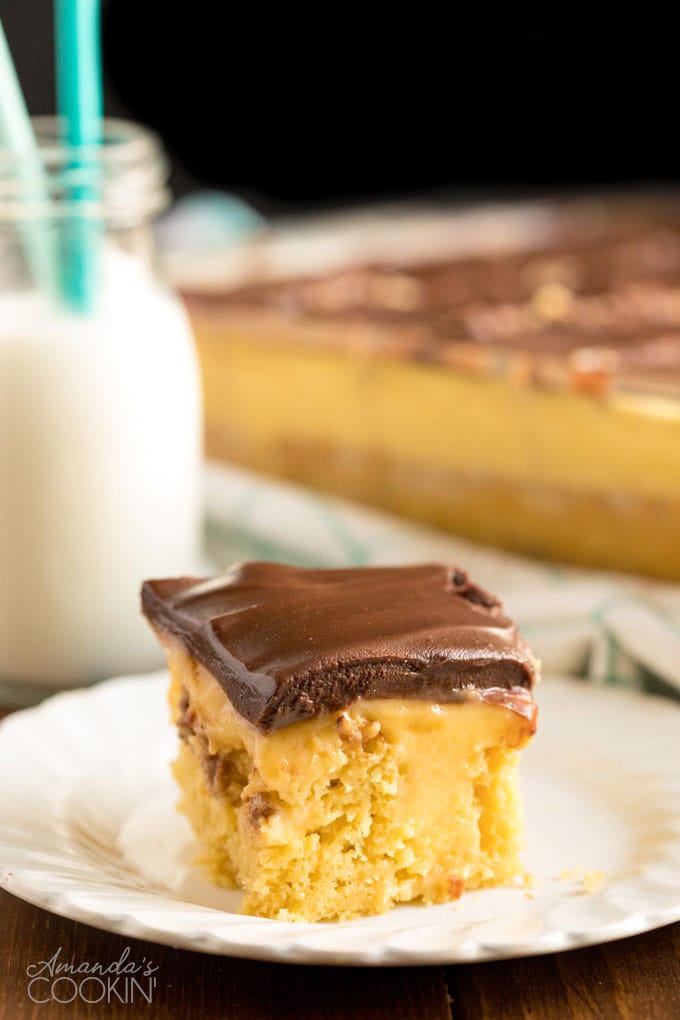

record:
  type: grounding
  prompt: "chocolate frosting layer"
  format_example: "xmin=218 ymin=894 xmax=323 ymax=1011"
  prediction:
xmin=142 ymin=562 xmax=538 ymax=733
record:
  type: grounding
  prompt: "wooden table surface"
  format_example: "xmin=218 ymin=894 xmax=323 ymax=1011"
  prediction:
xmin=2 ymin=709 xmax=679 ymax=1020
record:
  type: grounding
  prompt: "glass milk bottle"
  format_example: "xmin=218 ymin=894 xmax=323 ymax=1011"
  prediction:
xmin=0 ymin=118 xmax=202 ymax=703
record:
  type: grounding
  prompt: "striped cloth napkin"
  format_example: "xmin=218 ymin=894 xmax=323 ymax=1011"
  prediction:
xmin=205 ymin=462 xmax=680 ymax=701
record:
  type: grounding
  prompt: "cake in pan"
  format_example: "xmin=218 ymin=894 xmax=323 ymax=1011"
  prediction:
xmin=178 ymin=198 xmax=680 ymax=579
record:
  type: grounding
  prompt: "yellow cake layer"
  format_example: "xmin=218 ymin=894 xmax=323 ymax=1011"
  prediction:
xmin=166 ymin=640 xmax=534 ymax=922
xmin=194 ymin=321 xmax=680 ymax=578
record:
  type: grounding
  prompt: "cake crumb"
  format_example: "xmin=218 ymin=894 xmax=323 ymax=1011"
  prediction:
xmin=336 ymin=712 xmax=382 ymax=746
xmin=510 ymin=871 xmax=536 ymax=890
xmin=447 ymin=876 xmax=465 ymax=900
xmin=362 ymin=719 xmax=381 ymax=742
xmin=246 ymin=792 xmax=277 ymax=825
xmin=559 ymin=866 xmax=607 ymax=894
xmin=582 ymin=869 xmax=606 ymax=894
xmin=336 ymin=713 xmax=362 ymax=743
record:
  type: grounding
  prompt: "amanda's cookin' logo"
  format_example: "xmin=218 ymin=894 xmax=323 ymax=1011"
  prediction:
xmin=26 ymin=946 xmax=158 ymax=1005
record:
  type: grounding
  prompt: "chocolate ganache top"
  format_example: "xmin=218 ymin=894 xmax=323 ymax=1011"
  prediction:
xmin=141 ymin=562 xmax=538 ymax=732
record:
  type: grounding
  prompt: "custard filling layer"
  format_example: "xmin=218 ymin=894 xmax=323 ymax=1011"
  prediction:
xmin=197 ymin=328 xmax=680 ymax=497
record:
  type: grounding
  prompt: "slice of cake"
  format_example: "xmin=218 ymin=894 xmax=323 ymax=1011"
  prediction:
xmin=142 ymin=562 xmax=539 ymax=922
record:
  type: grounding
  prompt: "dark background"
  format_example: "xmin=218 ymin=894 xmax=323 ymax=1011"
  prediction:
xmin=4 ymin=2 xmax=678 ymax=215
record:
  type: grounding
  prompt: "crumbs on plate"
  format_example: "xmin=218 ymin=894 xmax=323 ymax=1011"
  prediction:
xmin=559 ymin=867 xmax=607 ymax=894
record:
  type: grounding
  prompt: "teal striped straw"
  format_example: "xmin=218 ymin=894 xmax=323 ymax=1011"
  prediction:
xmin=0 ymin=18 xmax=57 ymax=299
xmin=55 ymin=0 xmax=103 ymax=313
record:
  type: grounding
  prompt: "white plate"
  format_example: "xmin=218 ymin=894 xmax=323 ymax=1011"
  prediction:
xmin=1 ymin=673 xmax=680 ymax=965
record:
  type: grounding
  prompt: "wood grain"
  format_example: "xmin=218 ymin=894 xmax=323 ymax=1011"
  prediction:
xmin=446 ymin=923 xmax=680 ymax=1020
xmin=0 ymin=892 xmax=452 ymax=1020
xmin=2 ymin=892 xmax=680 ymax=1019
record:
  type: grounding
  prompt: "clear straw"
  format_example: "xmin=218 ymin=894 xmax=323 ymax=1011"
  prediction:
xmin=0 ymin=18 xmax=57 ymax=299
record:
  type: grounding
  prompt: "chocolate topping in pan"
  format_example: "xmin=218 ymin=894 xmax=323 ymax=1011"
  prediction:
xmin=184 ymin=202 xmax=680 ymax=388
xmin=142 ymin=563 xmax=538 ymax=733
